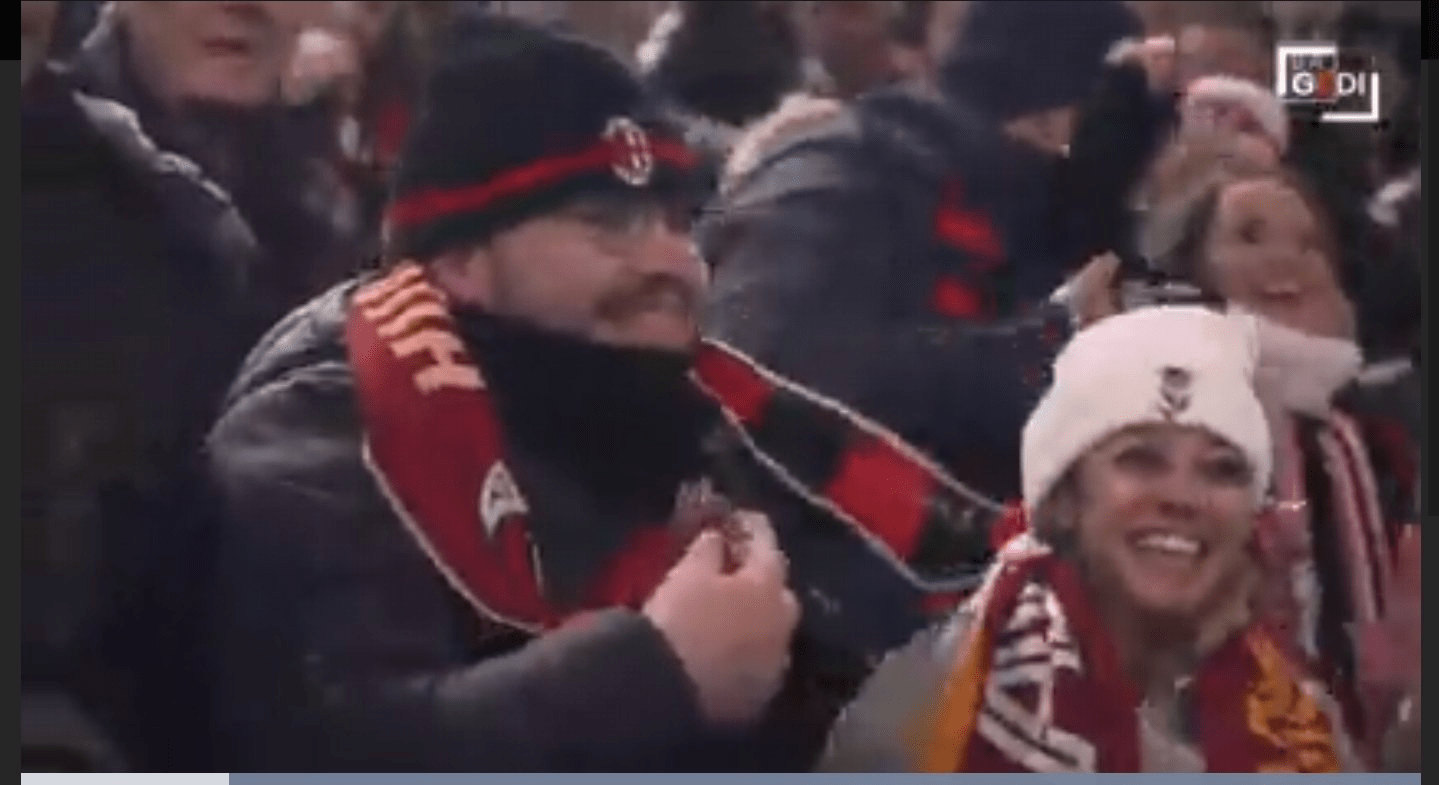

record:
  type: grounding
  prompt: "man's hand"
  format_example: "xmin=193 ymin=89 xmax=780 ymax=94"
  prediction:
xmin=643 ymin=512 xmax=801 ymax=726
xmin=1108 ymin=35 xmax=1178 ymax=95
xmin=283 ymin=28 xmax=361 ymax=107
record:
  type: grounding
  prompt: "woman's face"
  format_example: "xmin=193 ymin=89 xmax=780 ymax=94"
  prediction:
xmin=1061 ymin=424 xmax=1258 ymax=625
xmin=1204 ymin=177 xmax=1356 ymax=339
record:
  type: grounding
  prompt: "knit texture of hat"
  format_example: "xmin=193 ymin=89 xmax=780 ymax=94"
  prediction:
xmin=939 ymin=0 xmax=1142 ymax=121
xmin=384 ymin=17 xmax=698 ymax=261
xmin=1021 ymin=306 xmax=1272 ymax=513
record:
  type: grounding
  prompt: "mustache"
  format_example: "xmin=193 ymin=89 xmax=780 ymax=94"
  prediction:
xmin=594 ymin=274 xmax=699 ymax=322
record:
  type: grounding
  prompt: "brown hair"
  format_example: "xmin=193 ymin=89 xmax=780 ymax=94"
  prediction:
xmin=1139 ymin=141 xmax=1343 ymax=295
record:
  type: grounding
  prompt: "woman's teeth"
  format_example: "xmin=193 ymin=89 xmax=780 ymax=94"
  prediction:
xmin=1135 ymin=533 xmax=1201 ymax=556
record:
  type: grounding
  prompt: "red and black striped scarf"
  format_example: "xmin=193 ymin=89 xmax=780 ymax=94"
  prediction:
xmin=344 ymin=262 xmax=996 ymax=633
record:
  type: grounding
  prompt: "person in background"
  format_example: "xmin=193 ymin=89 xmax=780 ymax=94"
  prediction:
xmin=285 ymin=1 xmax=479 ymax=264
xmin=823 ymin=306 xmax=1384 ymax=772
xmin=43 ymin=0 xmax=107 ymax=59
xmin=1170 ymin=0 xmax=1273 ymax=87
xmin=637 ymin=0 xmax=807 ymax=198
xmin=1327 ymin=3 xmax=1423 ymax=367
xmin=885 ymin=1 xmax=934 ymax=83
xmin=22 ymin=0 xmax=259 ymax=770
xmin=806 ymin=1 xmax=914 ymax=100
xmin=1139 ymin=154 xmax=1420 ymax=767
xmin=721 ymin=1 xmax=934 ymax=190
xmin=68 ymin=0 xmax=364 ymax=329
xmin=701 ymin=1 xmax=1173 ymax=502
xmin=206 ymin=20 xmax=996 ymax=772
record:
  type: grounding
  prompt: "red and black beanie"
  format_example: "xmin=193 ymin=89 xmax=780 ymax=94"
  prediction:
xmin=384 ymin=17 xmax=699 ymax=262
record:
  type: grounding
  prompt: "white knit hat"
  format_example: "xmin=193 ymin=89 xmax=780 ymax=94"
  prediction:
xmin=1021 ymin=306 xmax=1272 ymax=512
xmin=1181 ymin=74 xmax=1290 ymax=154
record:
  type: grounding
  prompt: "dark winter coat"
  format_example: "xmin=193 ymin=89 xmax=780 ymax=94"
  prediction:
xmin=22 ymin=65 xmax=259 ymax=771
xmin=204 ymin=278 xmax=997 ymax=771
xmin=68 ymin=17 xmax=364 ymax=328
xmin=699 ymin=63 xmax=1172 ymax=499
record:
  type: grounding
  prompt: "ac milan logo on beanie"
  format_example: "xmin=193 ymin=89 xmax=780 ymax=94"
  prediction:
xmin=1158 ymin=366 xmax=1193 ymax=420
xmin=603 ymin=117 xmax=654 ymax=187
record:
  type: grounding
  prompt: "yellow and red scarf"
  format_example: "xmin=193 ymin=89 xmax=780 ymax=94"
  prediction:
xmin=915 ymin=542 xmax=1348 ymax=773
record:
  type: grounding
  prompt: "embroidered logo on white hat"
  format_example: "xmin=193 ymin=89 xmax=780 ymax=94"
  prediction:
xmin=1157 ymin=366 xmax=1194 ymax=420
xmin=1021 ymin=306 xmax=1273 ymax=513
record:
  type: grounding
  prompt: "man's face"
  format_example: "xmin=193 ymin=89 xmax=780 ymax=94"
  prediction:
xmin=810 ymin=1 xmax=900 ymax=97
xmin=117 ymin=1 xmax=319 ymax=107
xmin=1176 ymin=24 xmax=1271 ymax=86
xmin=924 ymin=0 xmax=969 ymax=68
xmin=21 ymin=1 xmax=60 ymax=87
xmin=333 ymin=1 xmax=401 ymax=55
xmin=438 ymin=193 xmax=708 ymax=352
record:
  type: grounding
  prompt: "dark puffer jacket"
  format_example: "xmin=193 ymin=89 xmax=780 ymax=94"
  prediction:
xmin=205 ymin=278 xmax=997 ymax=772
xmin=22 ymin=66 xmax=259 ymax=771
xmin=68 ymin=16 xmax=365 ymax=328
xmin=700 ymin=62 xmax=1172 ymax=500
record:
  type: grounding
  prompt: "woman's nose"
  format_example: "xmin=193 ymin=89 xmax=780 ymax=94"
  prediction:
xmin=1154 ymin=468 xmax=1208 ymax=517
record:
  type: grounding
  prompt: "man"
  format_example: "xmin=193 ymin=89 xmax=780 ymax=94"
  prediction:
xmin=637 ymin=1 xmax=807 ymax=202
xmin=207 ymin=20 xmax=995 ymax=772
xmin=807 ymin=1 xmax=912 ymax=99
xmin=68 ymin=1 xmax=362 ymax=328
xmin=718 ymin=1 xmax=934 ymax=188
xmin=701 ymin=0 xmax=1173 ymax=500
xmin=22 ymin=0 xmax=258 ymax=770
xmin=1170 ymin=1 xmax=1274 ymax=86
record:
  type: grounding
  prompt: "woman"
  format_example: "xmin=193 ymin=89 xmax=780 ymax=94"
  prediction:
xmin=820 ymin=306 xmax=1369 ymax=772
xmin=1140 ymin=156 xmax=1420 ymax=763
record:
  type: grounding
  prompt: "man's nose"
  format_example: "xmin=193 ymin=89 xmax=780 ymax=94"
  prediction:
xmin=629 ymin=221 xmax=703 ymax=276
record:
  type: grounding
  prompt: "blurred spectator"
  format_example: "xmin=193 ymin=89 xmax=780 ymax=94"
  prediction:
xmin=23 ymin=0 xmax=260 ymax=770
xmin=920 ymin=0 xmax=967 ymax=72
xmin=886 ymin=1 xmax=933 ymax=83
xmin=806 ymin=1 xmax=921 ymax=100
xmin=68 ymin=1 xmax=364 ymax=328
xmin=703 ymin=1 xmax=1166 ymax=500
xmin=1171 ymin=1 xmax=1274 ymax=86
xmin=1141 ymin=160 xmax=1420 ymax=764
xmin=1126 ymin=0 xmax=1185 ymax=35
xmin=719 ymin=1 xmax=937 ymax=193
xmin=1335 ymin=3 xmax=1422 ymax=177
xmin=286 ymin=2 xmax=483 ymax=263
xmin=638 ymin=0 xmax=806 ymax=194
xmin=641 ymin=1 xmax=804 ymax=127
xmin=44 ymin=0 xmax=107 ymax=60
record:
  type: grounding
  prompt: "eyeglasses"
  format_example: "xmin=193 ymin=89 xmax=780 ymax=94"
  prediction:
xmin=554 ymin=191 xmax=699 ymax=236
